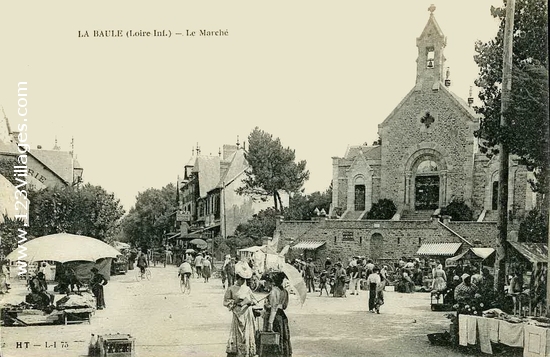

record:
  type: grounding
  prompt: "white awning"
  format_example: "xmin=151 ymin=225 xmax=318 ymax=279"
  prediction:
xmin=416 ymin=242 xmax=462 ymax=256
xmin=291 ymin=241 xmax=326 ymax=251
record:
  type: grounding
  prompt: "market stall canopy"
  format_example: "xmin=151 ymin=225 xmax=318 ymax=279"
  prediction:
xmin=189 ymin=238 xmax=207 ymax=249
xmin=238 ymin=246 xmax=266 ymax=254
xmin=6 ymin=233 xmax=121 ymax=263
xmin=416 ymin=242 xmax=462 ymax=256
xmin=446 ymin=247 xmax=495 ymax=266
xmin=290 ymin=241 xmax=326 ymax=251
xmin=508 ymin=242 xmax=548 ymax=264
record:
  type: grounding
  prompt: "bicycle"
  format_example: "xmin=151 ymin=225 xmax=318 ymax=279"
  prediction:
xmin=179 ymin=273 xmax=191 ymax=294
xmin=136 ymin=267 xmax=152 ymax=281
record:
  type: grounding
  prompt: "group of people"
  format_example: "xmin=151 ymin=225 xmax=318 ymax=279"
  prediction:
xmin=223 ymin=261 xmax=292 ymax=357
xmin=295 ymin=256 xmax=389 ymax=314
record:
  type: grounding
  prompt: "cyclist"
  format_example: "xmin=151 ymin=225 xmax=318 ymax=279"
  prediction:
xmin=137 ymin=251 xmax=148 ymax=279
xmin=178 ymin=258 xmax=192 ymax=290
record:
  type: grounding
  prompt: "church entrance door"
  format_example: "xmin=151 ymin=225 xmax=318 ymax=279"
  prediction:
xmin=414 ymin=175 xmax=439 ymax=210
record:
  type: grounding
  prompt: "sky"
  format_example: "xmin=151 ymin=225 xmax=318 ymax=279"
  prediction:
xmin=0 ymin=1 xmax=504 ymax=212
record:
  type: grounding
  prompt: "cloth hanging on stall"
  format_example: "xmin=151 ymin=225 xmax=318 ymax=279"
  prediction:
xmin=459 ymin=315 xmax=468 ymax=346
xmin=487 ymin=317 xmax=500 ymax=343
xmin=498 ymin=320 xmax=524 ymax=347
xmin=476 ymin=318 xmax=493 ymax=354
xmin=467 ymin=315 xmax=478 ymax=345
xmin=523 ymin=324 xmax=548 ymax=357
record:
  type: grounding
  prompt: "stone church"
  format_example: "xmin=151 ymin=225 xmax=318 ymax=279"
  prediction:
xmin=330 ymin=8 xmax=536 ymax=223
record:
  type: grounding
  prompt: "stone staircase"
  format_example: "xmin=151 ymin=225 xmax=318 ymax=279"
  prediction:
xmin=399 ymin=210 xmax=434 ymax=221
xmin=340 ymin=210 xmax=366 ymax=220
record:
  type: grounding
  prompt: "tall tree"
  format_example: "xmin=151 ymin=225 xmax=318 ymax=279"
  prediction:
xmin=27 ymin=183 xmax=125 ymax=240
xmin=474 ymin=0 xmax=549 ymax=210
xmin=121 ymin=183 xmax=177 ymax=249
xmin=237 ymin=127 xmax=309 ymax=213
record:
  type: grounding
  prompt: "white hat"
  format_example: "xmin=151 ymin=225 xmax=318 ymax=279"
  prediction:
xmin=461 ymin=273 xmax=470 ymax=280
xmin=235 ymin=262 xmax=253 ymax=279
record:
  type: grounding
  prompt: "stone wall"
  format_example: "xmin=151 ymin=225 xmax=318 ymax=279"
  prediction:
xmin=278 ymin=218 xmax=498 ymax=266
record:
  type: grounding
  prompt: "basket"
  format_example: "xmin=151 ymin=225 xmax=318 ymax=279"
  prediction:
xmin=259 ymin=332 xmax=280 ymax=345
xmin=97 ymin=334 xmax=135 ymax=357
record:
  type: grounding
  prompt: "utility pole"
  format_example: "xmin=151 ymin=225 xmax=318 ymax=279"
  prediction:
xmin=495 ymin=0 xmax=515 ymax=293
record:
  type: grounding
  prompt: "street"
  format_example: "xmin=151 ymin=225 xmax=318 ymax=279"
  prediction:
xmin=2 ymin=266 xmax=485 ymax=357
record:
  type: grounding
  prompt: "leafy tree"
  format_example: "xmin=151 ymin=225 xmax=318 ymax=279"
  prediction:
xmin=364 ymin=199 xmax=397 ymax=220
xmin=237 ymin=127 xmax=310 ymax=213
xmin=284 ymin=188 xmax=332 ymax=220
xmin=27 ymin=183 xmax=125 ymax=240
xmin=121 ymin=183 xmax=177 ymax=249
xmin=233 ymin=208 xmax=279 ymax=244
xmin=0 ymin=157 xmax=19 ymax=185
xmin=474 ymin=0 xmax=549 ymax=207
xmin=440 ymin=199 xmax=474 ymax=221
xmin=0 ymin=215 xmax=27 ymax=257
xmin=518 ymin=209 xmax=548 ymax=243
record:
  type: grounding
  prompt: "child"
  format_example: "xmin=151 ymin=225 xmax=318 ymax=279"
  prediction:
xmin=319 ymin=270 xmax=329 ymax=296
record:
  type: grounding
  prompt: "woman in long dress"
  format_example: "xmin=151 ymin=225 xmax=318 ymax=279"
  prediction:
xmin=431 ymin=264 xmax=447 ymax=292
xmin=224 ymin=262 xmax=258 ymax=357
xmin=202 ymin=256 xmax=212 ymax=283
xmin=333 ymin=262 xmax=347 ymax=297
xmin=260 ymin=272 xmax=292 ymax=357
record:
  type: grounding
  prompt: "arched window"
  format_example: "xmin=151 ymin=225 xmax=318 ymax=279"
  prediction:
xmin=492 ymin=181 xmax=499 ymax=210
xmin=370 ymin=233 xmax=383 ymax=260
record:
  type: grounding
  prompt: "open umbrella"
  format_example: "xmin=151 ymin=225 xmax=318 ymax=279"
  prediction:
xmin=185 ymin=248 xmax=196 ymax=254
xmin=189 ymin=238 xmax=207 ymax=249
xmin=6 ymin=233 xmax=121 ymax=263
xmin=281 ymin=262 xmax=307 ymax=306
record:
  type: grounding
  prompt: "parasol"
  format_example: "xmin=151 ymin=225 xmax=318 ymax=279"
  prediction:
xmin=6 ymin=233 xmax=121 ymax=263
xmin=185 ymin=248 xmax=196 ymax=254
xmin=189 ymin=238 xmax=207 ymax=249
xmin=281 ymin=262 xmax=307 ymax=306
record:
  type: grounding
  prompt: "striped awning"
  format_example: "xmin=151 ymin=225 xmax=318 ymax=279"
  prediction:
xmin=416 ymin=243 xmax=462 ymax=256
xmin=291 ymin=241 xmax=326 ymax=251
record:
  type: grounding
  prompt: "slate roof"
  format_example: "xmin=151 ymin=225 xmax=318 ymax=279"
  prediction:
xmin=31 ymin=149 xmax=75 ymax=184
xmin=193 ymin=156 xmax=220 ymax=198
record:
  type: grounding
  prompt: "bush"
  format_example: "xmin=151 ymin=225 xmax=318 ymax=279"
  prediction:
xmin=440 ymin=199 xmax=474 ymax=221
xmin=364 ymin=199 xmax=397 ymax=220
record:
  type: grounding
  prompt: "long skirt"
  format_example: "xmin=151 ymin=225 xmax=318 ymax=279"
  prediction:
xmin=333 ymin=279 xmax=346 ymax=297
xmin=260 ymin=309 xmax=292 ymax=357
xmin=203 ymin=266 xmax=211 ymax=279
xmin=226 ymin=306 xmax=258 ymax=357
xmin=92 ymin=286 xmax=105 ymax=309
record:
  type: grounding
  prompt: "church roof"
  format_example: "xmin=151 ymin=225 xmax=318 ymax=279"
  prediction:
xmin=344 ymin=145 xmax=381 ymax=161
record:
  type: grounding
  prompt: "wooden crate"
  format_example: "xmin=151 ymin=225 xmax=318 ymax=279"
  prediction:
xmin=98 ymin=334 xmax=135 ymax=357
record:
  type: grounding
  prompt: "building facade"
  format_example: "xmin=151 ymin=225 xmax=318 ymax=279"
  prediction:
xmin=330 ymin=9 xmax=535 ymax=222
xmin=178 ymin=143 xmax=289 ymax=240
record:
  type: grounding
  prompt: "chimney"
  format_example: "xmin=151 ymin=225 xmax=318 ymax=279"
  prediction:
xmin=444 ymin=67 xmax=451 ymax=87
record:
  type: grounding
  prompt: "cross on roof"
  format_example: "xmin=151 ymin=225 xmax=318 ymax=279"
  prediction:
xmin=428 ymin=4 xmax=436 ymax=13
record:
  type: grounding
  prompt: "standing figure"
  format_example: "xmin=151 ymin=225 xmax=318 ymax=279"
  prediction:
xmin=333 ymin=262 xmax=347 ymax=297
xmin=432 ymin=264 xmax=447 ymax=292
xmin=203 ymin=256 xmax=212 ymax=283
xmin=223 ymin=262 xmax=258 ymax=357
xmin=222 ymin=255 xmax=231 ymax=289
xmin=304 ymin=258 xmax=315 ymax=293
xmin=194 ymin=253 xmax=204 ymax=278
xmin=349 ymin=258 xmax=360 ymax=296
xmin=366 ymin=267 xmax=382 ymax=313
xmin=318 ymin=270 xmax=329 ymax=296
xmin=260 ymin=272 xmax=292 ymax=357
xmin=90 ymin=267 xmax=108 ymax=310
xmin=225 ymin=257 xmax=237 ymax=288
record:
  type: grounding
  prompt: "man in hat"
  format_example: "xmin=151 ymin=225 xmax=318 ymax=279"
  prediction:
xmin=454 ymin=273 xmax=480 ymax=303
xmin=224 ymin=257 xmax=236 ymax=288
xmin=304 ymin=258 xmax=316 ymax=293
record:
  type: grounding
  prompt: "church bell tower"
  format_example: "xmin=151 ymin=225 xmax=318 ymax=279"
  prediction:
xmin=415 ymin=4 xmax=447 ymax=90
